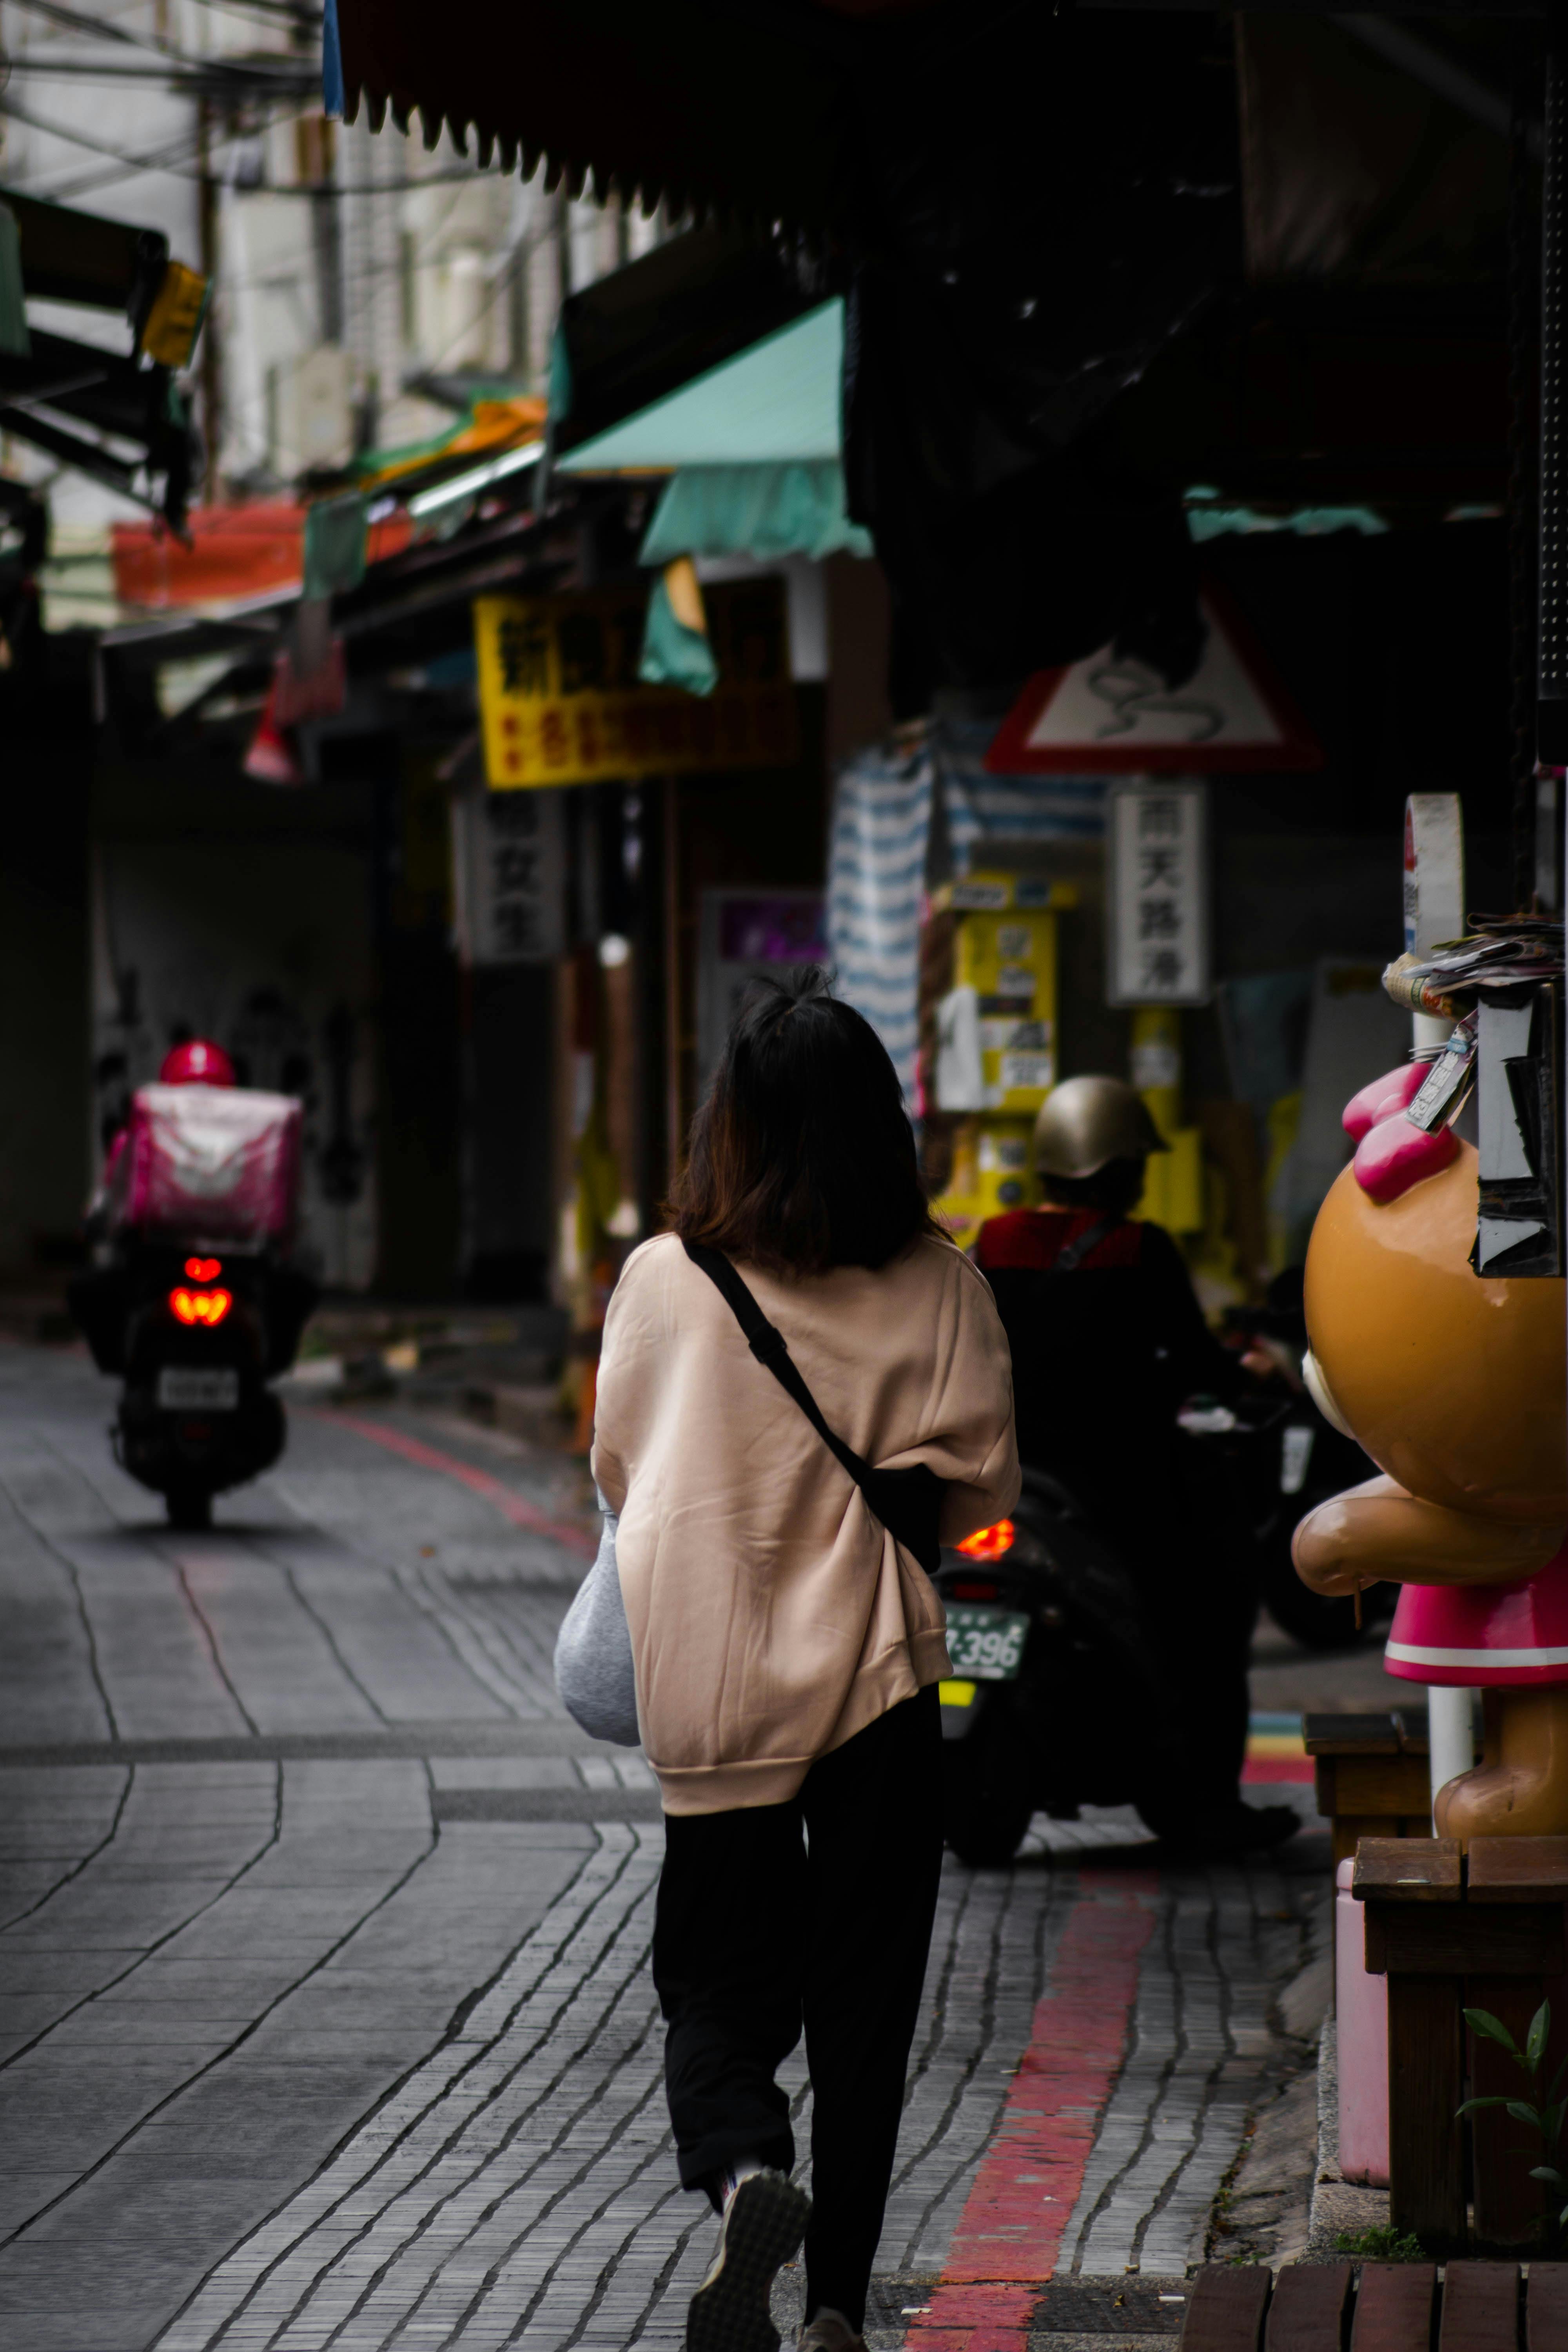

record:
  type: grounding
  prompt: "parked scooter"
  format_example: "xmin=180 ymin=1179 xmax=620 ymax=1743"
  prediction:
xmin=934 ymin=1468 xmax=1177 ymax=1867
xmin=68 ymin=1040 xmax=316 ymax=1530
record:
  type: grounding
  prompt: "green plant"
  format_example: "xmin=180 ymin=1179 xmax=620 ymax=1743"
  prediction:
xmin=1460 ymin=2000 xmax=1568 ymax=2229
xmin=1332 ymin=2225 xmax=1425 ymax=2260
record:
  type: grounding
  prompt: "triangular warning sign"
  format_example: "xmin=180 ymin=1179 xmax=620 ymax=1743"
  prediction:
xmin=984 ymin=588 xmax=1322 ymax=775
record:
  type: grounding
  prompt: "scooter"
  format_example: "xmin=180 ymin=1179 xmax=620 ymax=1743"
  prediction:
xmin=934 ymin=1468 xmax=1178 ymax=1867
xmin=69 ymin=1245 xmax=316 ymax=1529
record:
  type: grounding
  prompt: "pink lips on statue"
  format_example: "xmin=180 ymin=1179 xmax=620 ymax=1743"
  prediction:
xmin=1341 ymin=1063 xmax=1459 ymax=1203
xmin=1342 ymin=1063 xmax=1426 ymax=1141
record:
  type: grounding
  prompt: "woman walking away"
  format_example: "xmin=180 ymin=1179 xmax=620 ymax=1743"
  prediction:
xmin=593 ymin=969 xmax=1018 ymax=2352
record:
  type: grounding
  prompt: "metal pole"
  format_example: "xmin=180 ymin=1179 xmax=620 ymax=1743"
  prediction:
xmin=1539 ymin=1 xmax=1568 ymax=764
xmin=197 ymin=97 xmax=221 ymax=499
xmin=1428 ymin=1690 xmax=1475 ymax=1824
xmin=1510 ymin=30 xmax=1542 ymax=906
xmin=1404 ymin=795 xmax=1478 ymax=1818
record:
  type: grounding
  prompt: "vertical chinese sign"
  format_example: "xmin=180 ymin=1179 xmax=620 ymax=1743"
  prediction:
xmin=452 ymin=787 xmax=566 ymax=965
xmin=474 ymin=579 xmax=797 ymax=787
xmin=1106 ymin=779 xmax=1211 ymax=1006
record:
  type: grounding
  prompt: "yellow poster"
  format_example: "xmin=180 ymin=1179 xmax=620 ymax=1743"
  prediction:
xmin=474 ymin=579 xmax=798 ymax=788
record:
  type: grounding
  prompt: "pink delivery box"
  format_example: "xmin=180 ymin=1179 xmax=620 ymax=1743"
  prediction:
xmin=108 ymin=1084 xmax=303 ymax=1245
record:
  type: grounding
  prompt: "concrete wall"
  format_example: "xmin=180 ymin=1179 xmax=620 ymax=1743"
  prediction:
xmin=0 ymin=701 xmax=93 ymax=1281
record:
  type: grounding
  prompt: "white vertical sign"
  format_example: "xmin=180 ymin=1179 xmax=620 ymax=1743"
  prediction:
xmin=1403 ymin=793 xmax=1466 ymax=958
xmin=453 ymin=786 xmax=566 ymax=965
xmin=1106 ymin=779 xmax=1211 ymax=1006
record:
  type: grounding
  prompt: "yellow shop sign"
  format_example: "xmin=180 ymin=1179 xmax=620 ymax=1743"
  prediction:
xmin=474 ymin=579 xmax=797 ymax=788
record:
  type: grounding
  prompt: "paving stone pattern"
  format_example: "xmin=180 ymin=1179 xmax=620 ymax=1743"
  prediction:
xmin=0 ymin=1350 xmax=1323 ymax=2351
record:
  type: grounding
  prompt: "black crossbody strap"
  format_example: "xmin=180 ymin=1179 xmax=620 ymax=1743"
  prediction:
xmin=681 ymin=1238 xmax=944 ymax=1573
xmin=1051 ymin=1211 xmax=1122 ymax=1276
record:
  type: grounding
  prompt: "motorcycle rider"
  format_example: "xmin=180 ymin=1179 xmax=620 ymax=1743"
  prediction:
xmin=73 ymin=1040 xmax=245 ymax=1359
xmin=971 ymin=1074 xmax=1298 ymax=1855
xmin=93 ymin=1038 xmax=239 ymax=1215
xmin=69 ymin=1044 xmax=319 ymax=1524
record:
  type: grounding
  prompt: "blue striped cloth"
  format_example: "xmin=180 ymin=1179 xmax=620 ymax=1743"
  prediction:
xmin=827 ymin=739 xmax=934 ymax=1103
xmin=936 ymin=719 xmax=1105 ymax=869
xmin=828 ymin=725 xmax=1107 ymax=1107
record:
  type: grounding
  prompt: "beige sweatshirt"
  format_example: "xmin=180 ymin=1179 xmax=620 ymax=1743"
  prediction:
xmin=591 ymin=1231 xmax=1020 ymax=1815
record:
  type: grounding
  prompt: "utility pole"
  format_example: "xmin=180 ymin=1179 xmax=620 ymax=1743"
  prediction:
xmin=197 ymin=98 xmax=221 ymax=501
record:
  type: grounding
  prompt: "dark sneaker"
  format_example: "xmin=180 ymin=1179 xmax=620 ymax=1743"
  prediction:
xmin=799 ymin=2311 xmax=869 ymax=2351
xmin=685 ymin=2168 xmax=811 ymax=2352
xmin=1171 ymin=1802 xmax=1302 ymax=1856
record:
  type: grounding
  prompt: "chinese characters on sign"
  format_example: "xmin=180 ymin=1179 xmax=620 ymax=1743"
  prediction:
xmin=452 ymin=784 xmax=566 ymax=965
xmin=1106 ymin=780 xmax=1210 ymax=1006
xmin=474 ymin=580 xmax=798 ymax=788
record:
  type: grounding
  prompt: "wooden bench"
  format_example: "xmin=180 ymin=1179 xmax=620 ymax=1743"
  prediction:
xmin=1354 ymin=1834 xmax=1568 ymax=2246
xmin=1305 ymin=1711 xmax=1433 ymax=1868
xmin=1180 ymin=2261 xmax=1537 ymax=2352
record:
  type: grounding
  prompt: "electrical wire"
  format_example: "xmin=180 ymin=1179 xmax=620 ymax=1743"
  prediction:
xmin=1 ymin=57 xmax=320 ymax=91
xmin=181 ymin=0 xmax=322 ymax=28
xmin=0 ymin=91 xmax=211 ymax=192
xmin=1 ymin=89 xmax=528 ymax=200
xmin=2 ymin=0 xmax=318 ymax=84
xmin=4 ymin=0 xmax=185 ymax=60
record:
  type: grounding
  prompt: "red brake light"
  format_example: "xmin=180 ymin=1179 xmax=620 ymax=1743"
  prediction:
xmin=956 ymin=1519 xmax=1014 ymax=1561
xmin=169 ymin=1287 xmax=232 ymax=1327
xmin=185 ymin=1256 xmax=223 ymax=1281
xmin=952 ymin=1581 xmax=998 ymax=1601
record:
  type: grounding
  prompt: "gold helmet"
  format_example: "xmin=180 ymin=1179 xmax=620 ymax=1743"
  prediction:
xmin=1031 ymin=1075 xmax=1169 ymax=1181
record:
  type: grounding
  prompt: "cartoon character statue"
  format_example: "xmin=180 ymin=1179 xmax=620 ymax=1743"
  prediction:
xmin=1292 ymin=1065 xmax=1568 ymax=1841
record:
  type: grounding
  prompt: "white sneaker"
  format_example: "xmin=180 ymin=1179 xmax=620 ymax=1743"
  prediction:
xmin=684 ymin=2168 xmax=811 ymax=2352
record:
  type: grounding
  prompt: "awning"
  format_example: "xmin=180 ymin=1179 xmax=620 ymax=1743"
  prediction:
xmin=549 ymin=225 xmax=814 ymax=465
xmin=330 ymin=0 xmax=868 ymax=232
xmin=638 ymin=466 xmax=871 ymax=566
xmin=556 ymin=301 xmax=844 ymax=474
xmin=555 ymin=269 xmax=870 ymax=566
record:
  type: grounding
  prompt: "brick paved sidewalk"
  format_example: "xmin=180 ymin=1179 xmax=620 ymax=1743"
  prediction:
xmin=0 ymin=1348 xmax=1329 ymax=2352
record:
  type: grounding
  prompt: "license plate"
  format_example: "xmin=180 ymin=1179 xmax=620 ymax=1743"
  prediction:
xmin=1280 ymin=1423 xmax=1315 ymax=1495
xmin=156 ymin=1367 xmax=239 ymax=1412
xmin=944 ymin=1603 xmax=1029 ymax=1681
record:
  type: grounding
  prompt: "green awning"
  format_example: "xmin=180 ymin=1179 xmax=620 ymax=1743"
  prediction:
xmin=554 ymin=298 xmax=844 ymax=474
xmin=639 ymin=461 xmax=871 ymax=565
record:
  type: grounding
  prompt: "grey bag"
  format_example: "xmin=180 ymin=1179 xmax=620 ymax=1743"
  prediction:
xmin=554 ymin=1502 xmax=640 ymax=1746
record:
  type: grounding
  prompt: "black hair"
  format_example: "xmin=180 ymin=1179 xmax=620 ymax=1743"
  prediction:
xmin=671 ymin=967 xmax=942 ymax=1274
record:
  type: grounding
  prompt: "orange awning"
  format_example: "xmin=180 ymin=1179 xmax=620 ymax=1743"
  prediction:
xmin=112 ymin=503 xmax=411 ymax=610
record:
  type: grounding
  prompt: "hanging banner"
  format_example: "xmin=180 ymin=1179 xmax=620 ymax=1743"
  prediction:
xmin=474 ymin=578 xmax=797 ymax=788
xmin=1106 ymin=779 xmax=1211 ymax=1006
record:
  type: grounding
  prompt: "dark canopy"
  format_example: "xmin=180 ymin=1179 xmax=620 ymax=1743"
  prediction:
xmin=335 ymin=0 xmax=864 ymax=229
xmin=334 ymin=0 xmax=1535 ymax=709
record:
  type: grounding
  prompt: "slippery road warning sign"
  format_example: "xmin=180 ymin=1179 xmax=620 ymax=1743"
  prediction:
xmin=984 ymin=589 xmax=1321 ymax=775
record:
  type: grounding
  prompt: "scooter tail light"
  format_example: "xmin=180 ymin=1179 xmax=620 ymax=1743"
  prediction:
xmin=956 ymin=1518 xmax=1015 ymax=1562
xmin=169 ymin=1287 xmax=232 ymax=1327
xmin=951 ymin=1581 xmax=998 ymax=1601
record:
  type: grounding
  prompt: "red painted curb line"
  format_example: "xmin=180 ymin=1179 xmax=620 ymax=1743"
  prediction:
xmin=905 ymin=1869 xmax=1160 ymax=2350
xmin=313 ymin=1409 xmax=597 ymax=1558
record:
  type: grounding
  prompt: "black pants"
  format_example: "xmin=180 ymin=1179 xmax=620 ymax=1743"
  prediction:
xmin=652 ymin=1684 xmax=944 ymax=2332
xmin=1091 ymin=1435 xmax=1257 ymax=1827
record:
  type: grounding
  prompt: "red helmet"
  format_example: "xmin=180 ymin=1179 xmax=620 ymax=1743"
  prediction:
xmin=159 ymin=1039 xmax=236 ymax=1087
